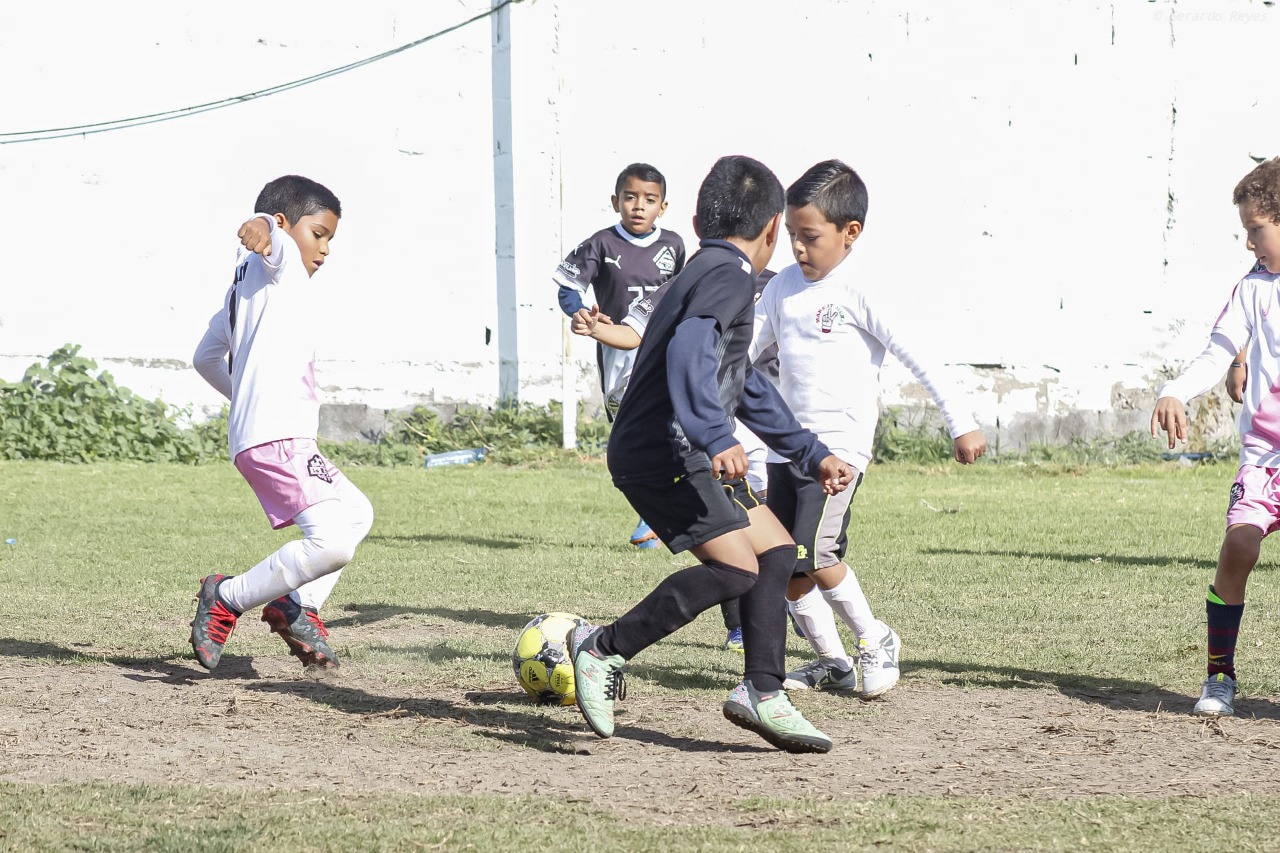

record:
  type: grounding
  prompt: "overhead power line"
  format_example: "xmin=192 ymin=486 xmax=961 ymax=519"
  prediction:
xmin=0 ymin=0 xmax=523 ymax=145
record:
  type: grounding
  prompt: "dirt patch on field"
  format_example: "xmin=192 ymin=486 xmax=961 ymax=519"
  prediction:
xmin=4 ymin=641 xmax=1280 ymax=816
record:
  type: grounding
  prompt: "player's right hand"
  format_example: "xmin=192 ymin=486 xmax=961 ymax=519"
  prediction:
xmin=237 ymin=216 xmax=273 ymax=256
xmin=1150 ymin=396 xmax=1188 ymax=449
xmin=816 ymin=455 xmax=857 ymax=495
xmin=570 ymin=307 xmax=596 ymax=336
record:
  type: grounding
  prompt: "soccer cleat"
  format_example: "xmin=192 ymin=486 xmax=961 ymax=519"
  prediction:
xmin=629 ymin=518 xmax=661 ymax=550
xmin=262 ymin=596 xmax=339 ymax=670
xmin=569 ymin=621 xmax=627 ymax=738
xmin=724 ymin=626 xmax=745 ymax=653
xmin=783 ymin=659 xmax=857 ymax=691
xmin=1193 ymin=673 xmax=1237 ymax=717
xmin=190 ymin=574 xmax=241 ymax=670
xmin=858 ymin=624 xmax=901 ymax=698
xmin=722 ymin=679 xmax=832 ymax=753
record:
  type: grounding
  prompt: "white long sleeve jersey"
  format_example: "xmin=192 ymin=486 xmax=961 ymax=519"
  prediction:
xmin=1157 ymin=267 xmax=1280 ymax=468
xmin=750 ymin=262 xmax=980 ymax=472
xmin=192 ymin=216 xmax=321 ymax=457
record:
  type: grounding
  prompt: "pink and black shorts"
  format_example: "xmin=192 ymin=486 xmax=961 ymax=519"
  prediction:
xmin=1226 ymin=464 xmax=1280 ymax=537
xmin=234 ymin=438 xmax=347 ymax=529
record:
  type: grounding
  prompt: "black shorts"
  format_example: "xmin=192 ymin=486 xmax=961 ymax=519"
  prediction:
xmin=766 ymin=462 xmax=863 ymax=576
xmin=615 ymin=470 xmax=762 ymax=554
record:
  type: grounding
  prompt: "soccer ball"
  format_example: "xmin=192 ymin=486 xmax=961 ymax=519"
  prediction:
xmin=512 ymin=611 xmax=580 ymax=706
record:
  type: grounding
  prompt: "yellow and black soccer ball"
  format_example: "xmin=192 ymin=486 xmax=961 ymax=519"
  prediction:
xmin=512 ymin=611 xmax=580 ymax=706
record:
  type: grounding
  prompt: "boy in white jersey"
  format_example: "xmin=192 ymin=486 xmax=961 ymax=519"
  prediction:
xmin=751 ymin=160 xmax=987 ymax=697
xmin=190 ymin=175 xmax=374 ymax=672
xmin=1152 ymin=157 xmax=1280 ymax=718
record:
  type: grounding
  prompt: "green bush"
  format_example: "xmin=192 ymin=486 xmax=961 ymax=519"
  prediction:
xmin=0 ymin=345 xmax=222 ymax=463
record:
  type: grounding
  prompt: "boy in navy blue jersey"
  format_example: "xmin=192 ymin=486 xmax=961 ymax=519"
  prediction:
xmin=555 ymin=163 xmax=686 ymax=549
xmin=572 ymin=268 xmax=778 ymax=653
xmin=567 ymin=156 xmax=856 ymax=754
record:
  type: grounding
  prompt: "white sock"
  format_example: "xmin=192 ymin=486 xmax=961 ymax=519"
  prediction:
xmin=789 ymin=585 xmax=852 ymax=669
xmin=221 ymin=480 xmax=374 ymax=613
xmin=821 ymin=564 xmax=879 ymax=640
xmin=296 ymin=569 xmax=343 ymax=612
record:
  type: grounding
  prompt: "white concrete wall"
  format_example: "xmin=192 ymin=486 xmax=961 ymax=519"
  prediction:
xmin=3 ymin=0 xmax=1278 ymax=446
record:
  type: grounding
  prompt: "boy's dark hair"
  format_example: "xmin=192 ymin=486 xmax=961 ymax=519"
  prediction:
xmin=615 ymin=163 xmax=667 ymax=199
xmin=1234 ymin=158 xmax=1280 ymax=223
xmin=695 ymin=155 xmax=784 ymax=241
xmin=254 ymin=175 xmax=342 ymax=226
xmin=786 ymin=159 xmax=868 ymax=229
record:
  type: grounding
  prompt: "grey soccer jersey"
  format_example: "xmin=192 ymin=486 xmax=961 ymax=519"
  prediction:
xmin=554 ymin=224 xmax=686 ymax=411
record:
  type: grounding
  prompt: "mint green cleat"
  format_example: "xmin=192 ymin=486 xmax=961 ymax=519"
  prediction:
xmin=569 ymin=621 xmax=627 ymax=738
xmin=723 ymin=679 xmax=832 ymax=753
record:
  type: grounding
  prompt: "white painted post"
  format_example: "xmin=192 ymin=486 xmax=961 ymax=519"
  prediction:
xmin=491 ymin=0 xmax=518 ymax=403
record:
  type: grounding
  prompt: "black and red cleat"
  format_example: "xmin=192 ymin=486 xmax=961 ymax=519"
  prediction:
xmin=190 ymin=574 xmax=240 ymax=670
xmin=262 ymin=596 xmax=339 ymax=670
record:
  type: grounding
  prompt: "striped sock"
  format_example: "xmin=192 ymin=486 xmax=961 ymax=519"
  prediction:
xmin=1206 ymin=585 xmax=1245 ymax=680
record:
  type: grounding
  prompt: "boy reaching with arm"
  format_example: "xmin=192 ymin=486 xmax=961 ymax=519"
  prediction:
xmin=190 ymin=175 xmax=374 ymax=672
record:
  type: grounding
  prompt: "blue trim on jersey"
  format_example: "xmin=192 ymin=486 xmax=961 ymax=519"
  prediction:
xmin=557 ymin=285 xmax=586 ymax=316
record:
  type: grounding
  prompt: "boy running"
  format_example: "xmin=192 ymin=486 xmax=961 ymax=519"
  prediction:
xmin=1152 ymin=157 xmax=1280 ymax=717
xmin=752 ymin=160 xmax=987 ymax=698
xmin=190 ymin=175 xmax=374 ymax=671
xmin=567 ymin=155 xmax=857 ymax=754
xmin=572 ymin=268 xmax=779 ymax=652
xmin=554 ymin=163 xmax=686 ymax=549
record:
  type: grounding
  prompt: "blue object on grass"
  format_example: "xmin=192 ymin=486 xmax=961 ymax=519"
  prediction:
xmin=4 ymin=539 xmax=15 ymax=545
xmin=423 ymin=447 xmax=487 ymax=469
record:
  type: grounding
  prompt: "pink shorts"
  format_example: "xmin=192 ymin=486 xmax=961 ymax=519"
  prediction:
xmin=234 ymin=438 xmax=347 ymax=530
xmin=1226 ymin=464 xmax=1280 ymax=537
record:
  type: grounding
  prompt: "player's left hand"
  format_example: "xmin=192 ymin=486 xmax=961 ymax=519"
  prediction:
xmin=953 ymin=430 xmax=987 ymax=464
xmin=710 ymin=444 xmax=748 ymax=482
xmin=816 ymin=455 xmax=857 ymax=495
xmin=237 ymin=215 xmax=274 ymax=256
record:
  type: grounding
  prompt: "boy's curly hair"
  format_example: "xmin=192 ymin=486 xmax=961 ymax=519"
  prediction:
xmin=1233 ymin=158 xmax=1280 ymax=222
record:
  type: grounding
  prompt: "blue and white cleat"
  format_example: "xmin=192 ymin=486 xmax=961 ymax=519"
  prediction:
xmin=629 ymin=518 xmax=661 ymax=550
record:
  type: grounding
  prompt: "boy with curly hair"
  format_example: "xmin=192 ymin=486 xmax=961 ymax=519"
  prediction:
xmin=1153 ymin=156 xmax=1280 ymax=716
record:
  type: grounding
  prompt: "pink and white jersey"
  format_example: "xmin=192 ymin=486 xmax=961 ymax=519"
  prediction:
xmin=751 ymin=261 xmax=980 ymax=472
xmin=1158 ymin=267 xmax=1280 ymax=467
xmin=193 ymin=215 xmax=322 ymax=457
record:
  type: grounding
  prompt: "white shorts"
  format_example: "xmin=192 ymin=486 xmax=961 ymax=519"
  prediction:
xmin=734 ymin=420 xmax=769 ymax=495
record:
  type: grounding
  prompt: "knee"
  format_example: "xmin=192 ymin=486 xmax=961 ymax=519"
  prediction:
xmin=1222 ymin=525 xmax=1262 ymax=567
xmin=306 ymin=536 xmax=357 ymax=575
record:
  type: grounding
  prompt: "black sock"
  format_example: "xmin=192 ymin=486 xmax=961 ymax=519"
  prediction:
xmin=1206 ymin=584 xmax=1245 ymax=680
xmin=739 ymin=544 xmax=797 ymax=693
xmin=600 ymin=560 xmax=757 ymax=660
xmin=720 ymin=597 xmax=741 ymax=631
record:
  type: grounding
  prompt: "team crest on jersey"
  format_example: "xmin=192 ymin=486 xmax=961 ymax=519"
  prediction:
xmin=652 ymin=246 xmax=678 ymax=276
xmin=816 ymin=304 xmax=846 ymax=334
xmin=1229 ymin=482 xmax=1245 ymax=511
xmin=307 ymin=454 xmax=333 ymax=484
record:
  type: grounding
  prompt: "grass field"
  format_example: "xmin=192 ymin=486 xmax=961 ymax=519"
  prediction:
xmin=3 ymin=458 xmax=1280 ymax=851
